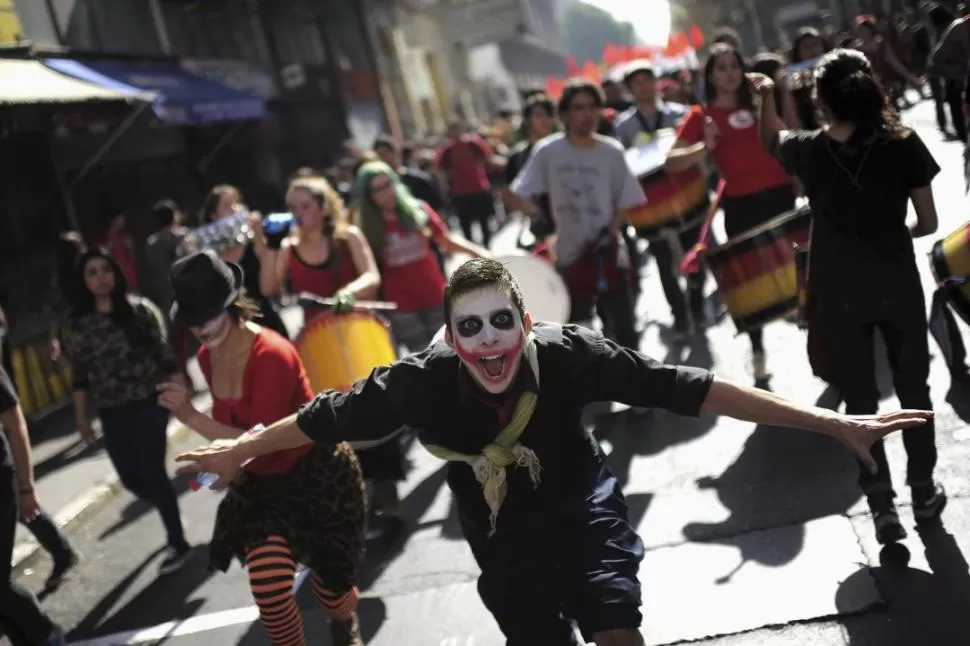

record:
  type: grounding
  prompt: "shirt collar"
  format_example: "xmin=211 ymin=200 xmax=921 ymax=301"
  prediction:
xmin=456 ymin=352 xmax=540 ymax=406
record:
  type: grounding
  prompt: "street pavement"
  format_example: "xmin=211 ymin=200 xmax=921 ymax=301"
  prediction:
xmin=7 ymin=98 xmax=970 ymax=645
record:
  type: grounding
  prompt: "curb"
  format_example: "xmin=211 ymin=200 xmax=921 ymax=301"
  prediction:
xmin=12 ymin=412 xmax=203 ymax=573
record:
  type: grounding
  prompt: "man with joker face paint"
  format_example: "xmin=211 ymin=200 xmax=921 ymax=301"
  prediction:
xmin=174 ymin=258 xmax=933 ymax=646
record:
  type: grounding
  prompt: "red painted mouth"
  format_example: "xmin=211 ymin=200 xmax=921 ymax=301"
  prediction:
xmin=456 ymin=337 xmax=524 ymax=384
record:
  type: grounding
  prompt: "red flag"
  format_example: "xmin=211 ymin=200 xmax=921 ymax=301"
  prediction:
xmin=602 ymin=43 xmax=617 ymax=66
xmin=567 ymin=56 xmax=580 ymax=75
xmin=582 ymin=60 xmax=602 ymax=83
xmin=689 ymin=25 xmax=704 ymax=48
xmin=545 ymin=77 xmax=564 ymax=99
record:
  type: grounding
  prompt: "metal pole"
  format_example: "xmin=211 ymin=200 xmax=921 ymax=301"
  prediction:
xmin=148 ymin=0 xmax=172 ymax=54
xmin=70 ymin=102 xmax=150 ymax=189
xmin=196 ymin=122 xmax=245 ymax=174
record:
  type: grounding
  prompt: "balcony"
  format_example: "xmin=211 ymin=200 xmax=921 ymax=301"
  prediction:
xmin=440 ymin=0 xmax=525 ymax=48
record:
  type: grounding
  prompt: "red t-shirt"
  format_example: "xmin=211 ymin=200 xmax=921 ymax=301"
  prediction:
xmin=436 ymin=135 xmax=492 ymax=196
xmin=381 ymin=206 xmax=447 ymax=312
xmin=199 ymin=328 xmax=314 ymax=475
xmin=677 ymin=105 xmax=791 ymax=198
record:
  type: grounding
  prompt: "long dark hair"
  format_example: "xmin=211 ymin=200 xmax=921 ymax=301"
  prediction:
xmin=703 ymin=43 xmax=755 ymax=109
xmin=790 ymin=27 xmax=832 ymax=64
xmin=815 ymin=48 xmax=904 ymax=142
xmin=73 ymin=248 xmax=156 ymax=351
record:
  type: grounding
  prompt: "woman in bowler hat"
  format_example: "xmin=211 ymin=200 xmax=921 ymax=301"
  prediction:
xmin=157 ymin=250 xmax=367 ymax=646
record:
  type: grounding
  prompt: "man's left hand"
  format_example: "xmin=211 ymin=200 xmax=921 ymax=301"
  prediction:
xmin=822 ymin=410 xmax=933 ymax=474
xmin=157 ymin=381 xmax=198 ymax=424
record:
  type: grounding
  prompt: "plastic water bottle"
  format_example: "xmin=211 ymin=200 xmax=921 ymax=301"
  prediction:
xmin=263 ymin=212 xmax=295 ymax=235
xmin=190 ymin=424 xmax=265 ymax=491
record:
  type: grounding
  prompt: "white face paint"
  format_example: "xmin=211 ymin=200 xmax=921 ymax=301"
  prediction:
xmin=448 ymin=287 xmax=526 ymax=394
xmin=191 ymin=312 xmax=232 ymax=349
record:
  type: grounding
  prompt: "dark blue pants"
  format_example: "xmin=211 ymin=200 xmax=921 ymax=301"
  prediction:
xmin=99 ymin=397 xmax=186 ymax=547
xmin=465 ymin=478 xmax=644 ymax=645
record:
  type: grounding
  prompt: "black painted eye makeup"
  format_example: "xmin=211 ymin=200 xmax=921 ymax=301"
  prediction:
xmin=456 ymin=316 xmax=483 ymax=337
xmin=490 ymin=309 xmax=515 ymax=329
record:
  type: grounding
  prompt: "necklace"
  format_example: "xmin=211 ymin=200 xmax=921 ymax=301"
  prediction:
xmin=824 ymin=135 xmax=874 ymax=188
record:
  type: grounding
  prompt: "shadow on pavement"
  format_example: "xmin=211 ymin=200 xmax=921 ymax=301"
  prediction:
xmin=31 ymin=438 xmax=102 ymax=483
xmin=67 ymin=545 xmax=215 ymax=641
xmin=681 ymin=390 xmax=862 ymax=576
xmin=99 ymin=477 xmax=194 ymax=541
xmin=597 ymin=334 xmax=717 ymax=493
xmin=227 ymin=463 xmax=449 ymax=645
xmin=836 ymin=523 xmax=970 ymax=645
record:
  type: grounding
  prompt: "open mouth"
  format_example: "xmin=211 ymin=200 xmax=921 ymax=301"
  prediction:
xmin=478 ymin=353 xmax=509 ymax=381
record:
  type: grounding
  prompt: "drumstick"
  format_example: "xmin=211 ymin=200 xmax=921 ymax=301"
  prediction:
xmin=296 ymin=292 xmax=399 ymax=311
xmin=679 ymin=179 xmax=726 ymax=275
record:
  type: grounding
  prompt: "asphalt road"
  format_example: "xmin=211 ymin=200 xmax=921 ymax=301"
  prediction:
xmin=8 ymin=99 xmax=970 ymax=646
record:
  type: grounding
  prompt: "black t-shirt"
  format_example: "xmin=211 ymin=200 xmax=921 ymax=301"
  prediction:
xmin=0 ymin=366 xmax=18 ymax=467
xmin=399 ymin=166 xmax=444 ymax=212
xmin=772 ymin=128 xmax=940 ymax=296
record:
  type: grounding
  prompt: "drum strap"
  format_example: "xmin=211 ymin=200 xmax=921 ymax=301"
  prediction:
xmin=423 ymin=335 xmax=541 ymax=537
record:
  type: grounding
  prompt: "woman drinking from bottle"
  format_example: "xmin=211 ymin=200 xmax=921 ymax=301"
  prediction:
xmin=666 ymin=42 xmax=796 ymax=385
xmin=354 ymin=160 xmax=489 ymax=352
xmin=158 ymin=250 xmax=366 ymax=646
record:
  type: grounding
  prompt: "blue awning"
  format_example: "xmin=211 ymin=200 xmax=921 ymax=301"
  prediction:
xmin=44 ymin=59 xmax=267 ymax=126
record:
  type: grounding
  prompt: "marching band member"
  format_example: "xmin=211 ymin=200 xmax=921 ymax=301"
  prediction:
xmin=511 ymin=79 xmax=645 ymax=349
xmin=158 ymin=250 xmax=366 ymax=646
xmin=200 ymin=185 xmax=289 ymax=339
xmin=353 ymin=160 xmax=489 ymax=352
xmin=614 ymin=62 xmax=710 ymax=338
xmin=666 ymin=43 xmax=796 ymax=384
xmin=175 ymin=257 xmax=930 ymax=646
xmin=255 ymin=175 xmax=403 ymax=536
xmin=755 ymin=48 xmax=946 ymax=544
xmin=65 ymin=248 xmax=190 ymax=574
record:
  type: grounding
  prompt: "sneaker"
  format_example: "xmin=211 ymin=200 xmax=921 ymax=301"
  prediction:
xmin=868 ymin=492 xmax=907 ymax=544
xmin=45 ymin=551 xmax=80 ymax=589
xmin=159 ymin=543 xmax=192 ymax=575
xmin=752 ymin=351 xmax=771 ymax=382
xmin=912 ymin=483 xmax=947 ymax=524
xmin=330 ymin=612 xmax=364 ymax=646
xmin=43 ymin=627 xmax=66 ymax=646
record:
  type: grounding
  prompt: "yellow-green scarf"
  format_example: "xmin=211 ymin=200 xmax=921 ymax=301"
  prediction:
xmin=424 ymin=336 xmax=540 ymax=536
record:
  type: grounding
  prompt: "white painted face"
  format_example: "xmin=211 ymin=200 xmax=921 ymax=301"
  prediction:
xmin=446 ymin=286 xmax=528 ymax=395
xmin=191 ymin=312 xmax=232 ymax=349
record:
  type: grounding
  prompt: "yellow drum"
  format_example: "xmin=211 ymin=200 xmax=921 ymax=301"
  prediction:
xmin=930 ymin=220 xmax=970 ymax=324
xmin=294 ymin=311 xmax=397 ymax=393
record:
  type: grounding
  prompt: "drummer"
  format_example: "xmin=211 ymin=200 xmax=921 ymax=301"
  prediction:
xmin=254 ymin=175 xmax=405 ymax=538
xmin=614 ymin=62 xmax=710 ymax=340
xmin=666 ymin=43 xmax=796 ymax=385
xmin=511 ymin=79 xmax=646 ymax=349
xmin=353 ymin=160 xmax=489 ymax=352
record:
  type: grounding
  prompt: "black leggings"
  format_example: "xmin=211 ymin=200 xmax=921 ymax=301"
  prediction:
xmin=721 ymin=184 xmax=797 ymax=353
xmin=817 ymin=282 xmax=937 ymax=493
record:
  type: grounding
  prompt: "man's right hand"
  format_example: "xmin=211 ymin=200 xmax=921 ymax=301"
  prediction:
xmin=175 ymin=439 xmax=245 ymax=490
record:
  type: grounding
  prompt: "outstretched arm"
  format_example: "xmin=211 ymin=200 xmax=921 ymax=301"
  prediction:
xmin=699 ymin=378 xmax=931 ymax=473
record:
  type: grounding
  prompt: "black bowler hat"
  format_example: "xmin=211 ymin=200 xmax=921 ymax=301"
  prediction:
xmin=169 ymin=249 xmax=244 ymax=327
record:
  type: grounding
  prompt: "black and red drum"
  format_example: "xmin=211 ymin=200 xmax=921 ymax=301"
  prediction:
xmin=930 ymin=220 xmax=970 ymax=324
xmin=706 ymin=206 xmax=812 ymax=334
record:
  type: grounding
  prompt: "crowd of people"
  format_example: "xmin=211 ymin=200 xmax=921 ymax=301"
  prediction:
xmin=2 ymin=4 xmax=969 ymax=645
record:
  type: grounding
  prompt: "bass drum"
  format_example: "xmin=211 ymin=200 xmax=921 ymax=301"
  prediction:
xmin=930 ymin=220 xmax=970 ymax=324
xmin=429 ymin=252 xmax=572 ymax=346
xmin=295 ymin=310 xmax=397 ymax=393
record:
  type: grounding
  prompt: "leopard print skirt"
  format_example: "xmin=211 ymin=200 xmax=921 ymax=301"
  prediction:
xmin=208 ymin=441 xmax=366 ymax=591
